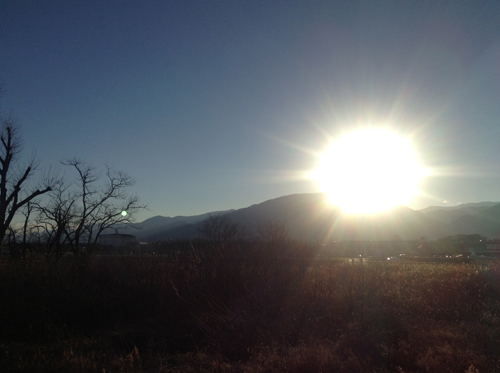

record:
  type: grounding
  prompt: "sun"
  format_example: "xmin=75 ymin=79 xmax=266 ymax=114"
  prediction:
xmin=314 ymin=128 xmax=425 ymax=214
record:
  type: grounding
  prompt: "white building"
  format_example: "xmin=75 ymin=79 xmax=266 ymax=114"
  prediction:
xmin=98 ymin=229 xmax=137 ymax=248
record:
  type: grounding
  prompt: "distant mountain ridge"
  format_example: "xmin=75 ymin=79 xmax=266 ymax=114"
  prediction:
xmin=450 ymin=204 xmax=500 ymax=238
xmin=115 ymin=193 xmax=500 ymax=241
xmin=418 ymin=201 xmax=499 ymax=214
xmin=417 ymin=202 xmax=500 ymax=238
xmin=120 ymin=210 xmax=234 ymax=241
xmin=419 ymin=202 xmax=499 ymax=225
xmin=117 ymin=194 xmax=500 ymax=242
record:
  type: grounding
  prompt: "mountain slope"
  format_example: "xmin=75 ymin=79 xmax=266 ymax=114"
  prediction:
xmin=132 ymin=193 xmax=455 ymax=242
xmin=419 ymin=202 xmax=499 ymax=224
xmin=451 ymin=203 xmax=500 ymax=238
xmin=225 ymin=194 xmax=453 ymax=241
xmin=118 ymin=210 xmax=233 ymax=241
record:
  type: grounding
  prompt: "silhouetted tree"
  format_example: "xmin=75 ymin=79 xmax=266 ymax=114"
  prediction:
xmin=256 ymin=220 xmax=290 ymax=261
xmin=258 ymin=220 xmax=289 ymax=245
xmin=0 ymin=115 xmax=51 ymax=249
xmin=202 ymin=214 xmax=240 ymax=245
xmin=200 ymin=214 xmax=242 ymax=262
xmin=33 ymin=179 xmax=74 ymax=259
xmin=48 ymin=158 xmax=146 ymax=258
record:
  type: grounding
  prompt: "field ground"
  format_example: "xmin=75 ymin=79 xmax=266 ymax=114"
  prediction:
xmin=0 ymin=251 xmax=499 ymax=372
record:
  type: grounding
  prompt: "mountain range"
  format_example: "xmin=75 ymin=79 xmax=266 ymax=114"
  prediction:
xmin=118 ymin=193 xmax=500 ymax=242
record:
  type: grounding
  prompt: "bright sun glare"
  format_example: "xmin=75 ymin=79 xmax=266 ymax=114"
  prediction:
xmin=314 ymin=128 xmax=425 ymax=214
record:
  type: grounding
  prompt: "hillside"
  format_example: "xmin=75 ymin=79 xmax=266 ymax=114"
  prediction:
xmin=419 ymin=202 xmax=499 ymax=224
xmin=129 ymin=193 xmax=457 ymax=242
xmin=118 ymin=210 xmax=233 ymax=241
xmin=451 ymin=203 xmax=500 ymax=237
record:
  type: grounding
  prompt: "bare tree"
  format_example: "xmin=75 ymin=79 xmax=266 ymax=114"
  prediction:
xmin=258 ymin=221 xmax=289 ymax=246
xmin=201 ymin=214 xmax=240 ymax=247
xmin=255 ymin=221 xmax=290 ymax=263
xmin=200 ymin=214 xmax=242 ymax=262
xmin=37 ymin=158 xmax=146 ymax=258
xmin=33 ymin=179 xmax=75 ymax=259
xmin=0 ymin=116 xmax=51 ymax=247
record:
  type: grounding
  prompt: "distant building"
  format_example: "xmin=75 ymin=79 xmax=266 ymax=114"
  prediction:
xmin=98 ymin=229 xmax=137 ymax=248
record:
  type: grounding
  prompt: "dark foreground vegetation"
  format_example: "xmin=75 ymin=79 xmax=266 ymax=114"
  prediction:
xmin=0 ymin=242 xmax=499 ymax=372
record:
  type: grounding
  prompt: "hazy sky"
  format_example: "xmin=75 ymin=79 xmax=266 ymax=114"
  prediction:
xmin=2 ymin=0 xmax=500 ymax=221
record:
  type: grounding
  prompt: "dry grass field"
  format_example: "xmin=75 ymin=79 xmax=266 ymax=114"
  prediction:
xmin=0 ymin=243 xmax=499 ymax=372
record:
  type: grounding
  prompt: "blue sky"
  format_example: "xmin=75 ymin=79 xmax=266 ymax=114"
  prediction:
xmin=2 ymin=0 xmax=500 ymax=221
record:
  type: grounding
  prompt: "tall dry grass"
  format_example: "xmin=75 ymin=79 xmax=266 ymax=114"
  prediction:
xmin=0 ymin=244 xmax=499 ymax=372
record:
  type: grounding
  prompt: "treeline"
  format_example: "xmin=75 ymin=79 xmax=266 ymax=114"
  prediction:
xmin=134 ymin=226 xmax=488 ymax=261
xmin=1 ymin=156 xmax=144 ymax=260
xmin=2 ymin=191 xmax=489 ymax=262
xmin=0 ymin=90 xmax=145 ymax=260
